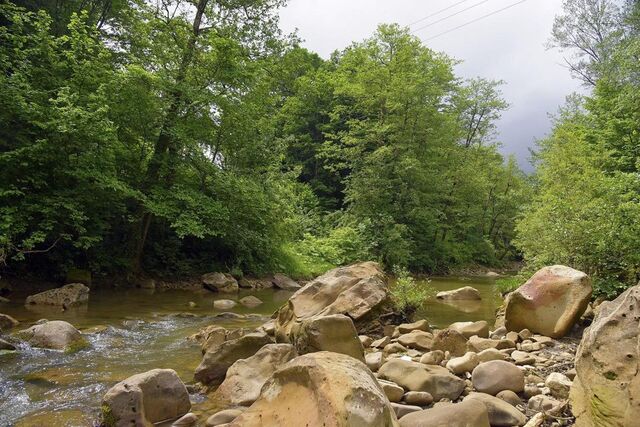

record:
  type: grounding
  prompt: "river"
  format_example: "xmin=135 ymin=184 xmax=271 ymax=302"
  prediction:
xmin=0 ymin=276 xmax=501 ymax=426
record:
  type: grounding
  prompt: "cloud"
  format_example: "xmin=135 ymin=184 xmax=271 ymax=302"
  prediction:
xmin=278 ymin=0 xmax=584 ymax=171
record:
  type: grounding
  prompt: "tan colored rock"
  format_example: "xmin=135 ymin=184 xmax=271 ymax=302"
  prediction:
xmin=17 ymin=320 xmax=86 ymax=351
xmin=378 ymin=359 xmax=465 ymax=400
xmin=206 ymin=409 xmax=245 ymax=426
xmin=275 ymin=262 xmax=390 ymax=342
xmin=477 ymin=348 xmax=507 ymax=363
xmin=446 ymin=352 xmax=480 ymax=375
xmin=398 ymin=400 xmax=490 ymax=427
xmin=379 ymin=379 xmax=405 ymax=403
xmin=419 ymin=350 xmax=445 ymax=365
xmin=391 ymin=403 xmax=422 ymax=419
xmin=228 ymin=352 xmax=399 ymax=427
xmin=464 ymin=392 xmax=526 ymax=426
xmin=172 ymin=412 xmax=197 ymax=427
xmin=528 ymin=395 xmax=563 ymax=416
xmin=239 ymin=296 xmax=262 ymax=307
xmin=292 ymin=314 xmax=364 ymax=361
xmin=215 ymin=343 xmax=297 ymax=406
xmin=436 ymin=286 xmax=481 ymax=301
xmin=471 ymin=360 xmax=524 ymax=395
xmin=366 ymin=351 xmax=384 ymax=371
xmin=431 ymin=329 xmax=468 ymax=357
xmin=398 ymin=330 xmax=433 ymax=351
xmin=202 ymin=273 xmax=238 ymax=293
xmin=25 ymin=283 xmax=89 ymax=307
xmin=102 ymin=369 xmax=190 ymax=427
xmin=384 ymin=342 xmax=408 ymax=355
xmin=467 ymin=336 xmax=514 ymax=352
xmin=271 ymin=273 xmax=301 ymax=290
xmin=571 ymin=283 xmax=640 ymax=427
xmin=397 ymin=319 xmax=431 ymax=334
xmin=496 ymin=390 xmax=522 ymax=407
xmin=449 ymin=321 xmax=489 ymax=338
xmin=403 ymin=391 xmax=433 ymax=406
xmin=0 ymin=313 xmax=19 ymax=331
xmin=372 ymin=336 xmax=391 ymax=348
xmin=359 ymin=335 xmax=373 ymax=347
xmin=213 ymin=299 xmax=236 ymax=310
xmin=194 ymin=332 xmax=272 ymax=386
xmin=505 ymin=265 xmax=591 ymax=338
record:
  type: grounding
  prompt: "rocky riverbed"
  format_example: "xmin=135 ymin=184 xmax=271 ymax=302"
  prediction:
xmin=1 ymin=262 xmax=633 ymax=426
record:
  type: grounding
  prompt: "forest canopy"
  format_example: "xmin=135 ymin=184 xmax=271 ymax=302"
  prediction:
xmin=0 ymin=0 xmax=529 ymax=282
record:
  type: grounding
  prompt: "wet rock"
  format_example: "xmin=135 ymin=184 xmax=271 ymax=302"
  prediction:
xmin=215 ymin=343 xmax=297 ymax=406
xmin=397 ymin=319 xmax=431 ymax=334
xmin=464 ymin=392 xmax=526 ymax=426
xmin=505 ymin=265 xmax=591 ymax=338
xmin=446 ymin=351 xmax=479 ymax=374
xmin=17 ymin=320 xmax=86 ymax=351
xmin=571 ymin=282 xmax=640 ymax=427
xmin=436 ymin=286 xmax=481 ymax=301
xmin=194 ymin=331 xmax=272 ymax=386
xmin=378 ymin=358 xmax=465 ymax=400
xmin=0 ymin=313 xmax=19 ymax=331
xmin=213 ymin=299 xmax=236 ymax=310
xmin=292 ymin=313 xmax=364 ymax=361
xmin=496 ymin=390 xmax=522 ymax=407
xmin=471 ymin=360 xmax=524 ymax=395
xmin=403 ymin=391 xmax=433 ymax=406
xmin=431 ymin=329 xmax=468 ymax=357
xmin=25 ymin=283 xmax=89 ymax=307
xmin=449 ymin=320 xmax=489 ymax=338
xmin=398 ymin=330 xmax=433 ymax=351
xmin=379 ymin=379 xmax=405 ymax=402
xmin=398 ymin=400 xmax=490 ymax=427
xmin=228 ymin=352 xmax=398 ymax=427
xmin=275 ymin=262 xmax=390 ymax=341
xmin=419 ymin=350 xmax=445 ymax=365
xmin=206 ymin=409 xmax=245 ymax=426
xmin=102 ymin=368 xmax=190 ymax=427
xmin=202 ymin=273 xmax=238 ymax=293
xmin=238 ymin=296 xmax=262 ymax=307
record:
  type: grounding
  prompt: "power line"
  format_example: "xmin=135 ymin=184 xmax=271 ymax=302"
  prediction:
xmin=408 ymin=0 xmax=474 ymax=27
xmin=411 ymin=0 xmax=492 ymax=33
xmin=423 ymin=0 xmax=529 ymax=41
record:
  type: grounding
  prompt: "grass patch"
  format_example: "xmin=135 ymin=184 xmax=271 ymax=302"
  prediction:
xmin=390 ymin=266 xmax=435 ymax=313
xmin=495 ymin=276 xmax=523 ymax=295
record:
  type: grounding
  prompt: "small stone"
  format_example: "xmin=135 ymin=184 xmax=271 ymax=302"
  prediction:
xmin=371 ymin=336 xmax=390 ymax=348
xmin=383 ymin=342 xmax=407 ymax=354
xmin=464 ymin=392 xmax=527 ymax=426
xmin=397 ymin=319 xmax=431 ymax=334
xmin=527 ymin=395 xmax=563 ymax=416
xmin=496 ymin=390 xmax=522 ymax=407
xmin=378 ymin=379 xmax=404 ymax=403
xmin=518 ymin=329 xmax=532 ymax=340
xmin=420 ymin=350 xmax=445 ymax=365
xmin=511 ymin=350 xmax=535 ymax=366
xmin=506 ymin=331 xmax=519 ymax=343
xmin=432 ymin=329 xmax=468 ymax=357
xmin=206 ymin=409 xmax=244 ymax=426
xmin=398 ymin=330 xmax=434 ymax=351
xmin=213 ymin=299 xmax=236 ymax=310
xmin=477 ymin=348 xmax=507 ymax=362
xmin=545 ymin=372 xmax=572 ymax=399
xmin=359 ymin=335 xmax=373 ymax=347
xmin=564 ymin=368 xmax=576 ymax=380
xmin=366 ymin=351 xmax=384 ymax=371
xmin=403 ymin=391 xmax=433 ymax=406
xmin=446 ymin=352 xmax=479 ymax=375
xmin=391 ymin=402 xmax=422 ymax=419
xmin=238 ymin=296 xmax=262 ymax=307
xmin=449 ymin=321 xmax=489 ymax=338
xmin=524 ymin=384 xmax=541 ymax=398
xmin=0 ymin=338 xmax=16 ymax=351
xmin=172 ymin=412 xmax=197 ymax=427
xmin=471 ymin=360 xmax=524 ymax=395
xmin=490 ymin=326 xmax=507 ymax=339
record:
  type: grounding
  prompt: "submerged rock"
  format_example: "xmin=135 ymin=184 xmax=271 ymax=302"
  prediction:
xmin=227 ymin=352 xmax=399 ymax=427
xmin=571 ymin=282 xmax=640 ymax=427
xmin=504 ymin=265 xmax=591 ymax=338
xmin=102 ymin=368 xmax=190 ymax=427
xmin=213 ymin=299 xmax=236 ymax=310
xmin=16 ymin=320 xmax=86 ymax=351
xmin=436 ymin=286 xmax=481 ymax=301
xmin=25 ymin=283 xmax=89 ymax=307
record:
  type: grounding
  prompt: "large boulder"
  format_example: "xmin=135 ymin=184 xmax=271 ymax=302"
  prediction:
xmin=215 ymin=343 xmax=297 ymax=406
xmin=194 ymin=331 xmax=272 ymax=386
xmin=570 ymin=283 xmax=640 ymax=427
xmin=398 ymin=400 xmax=490 ymax=427
xmin=202 ymin=273 xmax=239 ymax=293
xmin=17 ymin=320 xmax=86 ymax=351
xmin=504 ymin=265 xmax=592 ymax=338
xmin=228 ymin=351 xmax=399 ymax=427
xmin=101 ymin=368 xmax=190 ymax=427
xmin=291 ymin=314 xmax=364 ymax=361
xmin=275 ymin=262 xmax=391 ymax=341
xmin=436 ymin=286 xmax=481 ymax=301
xmin=378 ymin=359 xmax=465 ymax=401
xmin=464 ymin=392 xmax=526 ymax=426
xmin=25 ymin=283 xmax=89 ymax=307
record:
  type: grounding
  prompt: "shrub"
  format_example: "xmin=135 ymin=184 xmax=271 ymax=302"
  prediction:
xmin=390 ymin=266 xmax=434 ymax=314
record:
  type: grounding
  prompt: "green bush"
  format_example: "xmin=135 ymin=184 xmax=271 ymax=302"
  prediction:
xmin=390 ymin=266 xmax=434 ymax=313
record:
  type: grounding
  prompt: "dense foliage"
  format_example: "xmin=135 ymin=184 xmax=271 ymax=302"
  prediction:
xmin=0 ymin=1 xmax=528 ymax=281
xmin=516 ymin=0 xmax=640 ymax=297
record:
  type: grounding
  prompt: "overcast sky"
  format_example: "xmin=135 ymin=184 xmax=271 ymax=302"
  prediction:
xmin=278 ymin=0 xmax=584 ymax=171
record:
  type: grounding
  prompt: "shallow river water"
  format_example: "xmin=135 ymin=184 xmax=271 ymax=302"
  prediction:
xmin=0 ymin=276 xmax=501 ymax=426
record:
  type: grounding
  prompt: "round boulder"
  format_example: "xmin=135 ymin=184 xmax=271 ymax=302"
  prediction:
xmin=17 ymin=320 xmax=86 ymax=351
xmin=471 ymin=360 xmax=524 ymax=396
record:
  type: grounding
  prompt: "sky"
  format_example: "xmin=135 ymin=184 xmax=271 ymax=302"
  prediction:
xmin=278 ymin=0 xmax=584 ymax=171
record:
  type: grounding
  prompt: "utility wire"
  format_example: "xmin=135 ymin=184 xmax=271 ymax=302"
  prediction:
xmin=423 ymin=0 xmax=529 ymax=41
xmin=411 ymin=0 xmax=492 ymax=33
xmin=407 ymin=0 xmax=474 ymax=27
